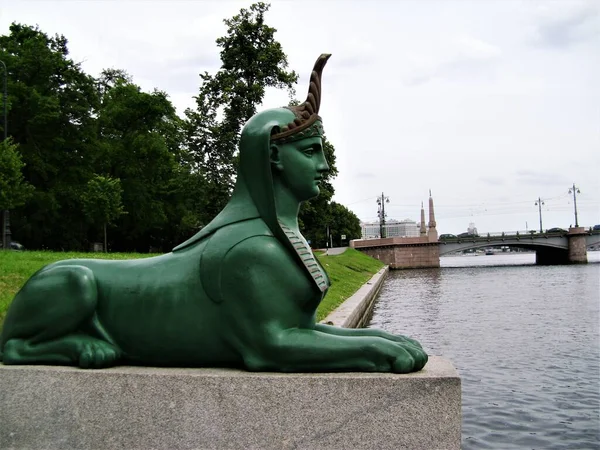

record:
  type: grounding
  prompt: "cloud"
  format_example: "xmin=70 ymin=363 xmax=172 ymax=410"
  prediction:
xmin=332 ymin=39 xmax=377 ymax=70
xmin=404 ymin=36 xmax=501 ymax=86
xmin=515 ymin=170 xmax=570 ymax=186
xmin=530 ymin=0 xmax=600 ymax=49
xmin=3 ymin=0 xmax=599 ymax=234
xmin=479 ymin=176 xmax=505 ymax=186
xmin=136 ymin=53 xmax=221 ymax=94
xmin=354 ymin=172 xmax=377 ymax=179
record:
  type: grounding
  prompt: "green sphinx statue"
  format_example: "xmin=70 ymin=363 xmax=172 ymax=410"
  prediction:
xmin=0 ymin=54 xmax=427 ymax=373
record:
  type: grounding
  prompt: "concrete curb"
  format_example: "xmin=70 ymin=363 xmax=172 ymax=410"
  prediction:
xmin=321 ymin=265 xmax=389 ymax=328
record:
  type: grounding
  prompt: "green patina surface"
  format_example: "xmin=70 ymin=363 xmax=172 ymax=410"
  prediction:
xmin=0 ymin=251 xmax=159 ymax=329
xmin=0 ymin=54 xmax=427 ymax=373
xmin=0 ymin=248 xmax=382 ymax=328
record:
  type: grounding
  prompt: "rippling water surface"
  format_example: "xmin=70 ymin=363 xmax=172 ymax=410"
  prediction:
xmin=369 ymin=252 xmax=600 ymax=449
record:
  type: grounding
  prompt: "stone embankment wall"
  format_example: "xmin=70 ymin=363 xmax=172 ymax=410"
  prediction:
xmin=321 ymin=266 xmax=389 ymax=328
xmin=391 ymin=244 xmax=439 ymax=269
xmin=352 ymin=238 xmax=440 ymax=269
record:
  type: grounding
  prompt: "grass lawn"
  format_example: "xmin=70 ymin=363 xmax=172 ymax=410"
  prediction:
xmin=315 ymin=248 xmax=384 ymax=321
xmin=0 ymin=248 xmax=383 ymax=329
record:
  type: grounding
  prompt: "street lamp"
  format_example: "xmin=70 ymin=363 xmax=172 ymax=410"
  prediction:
xmin=0 ymin=60 xmax=5 ymax=140
xmin=0 ymin=59 xmax=9 ymax=250
xmin=568 ymin=183 xmax=580 ymax=228
xmin=534 ymin=197 xmax=544 ymax=233
xmin=376 ymin=192 xmax=390 ymax=238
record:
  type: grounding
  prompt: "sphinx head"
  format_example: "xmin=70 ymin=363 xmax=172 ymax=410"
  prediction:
xmin=238 ymin=54 xmax=331 ymax=205
xmin=172 ymin=54 xmax=332 ymax=252
xmin=269 ymin=122 xmax=329 ymax=202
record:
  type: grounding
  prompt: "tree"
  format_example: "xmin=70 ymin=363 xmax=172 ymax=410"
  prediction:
xmin=214 ymin=2 xmax=298 ymax=133
xmin=96 ymin=77 xmax=185 ymax=251
xmin=0 ymin=138 xmax=33 ymax=210
xmin=0 ymin=23 xmax=100 ymax=250
xmin=328 ymin=202 xmax=362 ymax=247
xmin=185 ymin=2 xmax=298 ymax=225
xmin=81 ymin=175 xmax=125 ymax=252
xmin=0 ymin=14 xmax=355 ymax=252
xmin=1 ymin=24 xmax=201 ymax=252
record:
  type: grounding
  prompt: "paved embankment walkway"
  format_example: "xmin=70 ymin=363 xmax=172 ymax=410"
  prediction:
xmin=325 ymin=246 xmax=348 ymax=256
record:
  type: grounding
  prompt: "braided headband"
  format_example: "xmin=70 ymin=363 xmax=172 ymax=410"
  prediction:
xmin=271 ymin=54 xmax=330 ymax=143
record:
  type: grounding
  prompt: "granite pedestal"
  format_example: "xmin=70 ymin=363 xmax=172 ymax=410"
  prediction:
xmin=0 ymin=356 xmax=460 ymax=449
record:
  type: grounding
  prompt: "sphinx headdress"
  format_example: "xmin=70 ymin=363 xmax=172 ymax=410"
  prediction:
xmin=271 ymin=53 xmax=331 ymax=144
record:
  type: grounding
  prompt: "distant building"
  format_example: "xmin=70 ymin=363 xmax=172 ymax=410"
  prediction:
xmin=360 ymin=219 xmax=419 ymax=239
xmin=468 ymin=222 xmax=478 ymax=236
xmin=358 ymin=191 xmax=438 ymax=242
xmin=361 ymin=222 xmax=381 ymax=239
xmin=390 ymin=219 xmax=420 ymax=237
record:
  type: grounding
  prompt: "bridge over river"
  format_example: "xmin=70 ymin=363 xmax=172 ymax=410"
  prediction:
xmin=351 ymin=227 xmax=600 ymax=269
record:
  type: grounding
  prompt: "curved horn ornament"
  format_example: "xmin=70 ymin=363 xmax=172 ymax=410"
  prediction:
xmin=271 ymin=53 xmax=331 ymax=143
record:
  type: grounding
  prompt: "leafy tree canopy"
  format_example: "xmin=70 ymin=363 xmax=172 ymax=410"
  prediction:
xmin=96 ymin=76 xmax=185 ymax=251
xmin=184 ymin=2 xmax=298 ymax=225
xmin=0 ymin=138 xmax=34 ymax=210
xmin=81 ymin=174 xmax=126 ymax=251
xmin=0 ymin=23 xmax=100 ymax=250
xmin=81 ymin=174 xmax=125 ymax=226
xmin=0 ymin=5 xmax=361 ymax=252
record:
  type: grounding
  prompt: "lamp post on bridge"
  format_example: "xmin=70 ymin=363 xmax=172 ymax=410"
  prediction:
xmin=0 ymin=59 xmax=10 ymax=251
xmin=535 ymin=197 xmax=544 ymax=233
xmin=568 ymin=184 xmax=580 ymax=228
xmin=376 ymin=193 xmax=389 ymax=238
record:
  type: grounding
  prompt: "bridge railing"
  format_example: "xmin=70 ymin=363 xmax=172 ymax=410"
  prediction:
xmin=482 ymin=230 xmax=568 ymax=237
xmin=484 ymin=231 xmax=529 ymax=237
xmin=447 ymin=228 xmax=599 ymax=239
xmin=440 ymin=230 xmax=574 ymax=242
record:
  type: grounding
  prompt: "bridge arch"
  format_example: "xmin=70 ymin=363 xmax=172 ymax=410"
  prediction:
xmin=352 ymin=230 xmax=599 ymax=268
xmin=438 ymin=239 xmax=567 ymax=257
xmin=438 ymin=231 xmax=599 ymax=264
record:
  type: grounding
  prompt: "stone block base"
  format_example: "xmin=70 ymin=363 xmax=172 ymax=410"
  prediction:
xmin=0 ymin=356 xmax=461 ymax=449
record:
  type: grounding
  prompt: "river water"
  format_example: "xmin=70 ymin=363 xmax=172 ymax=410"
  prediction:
xmin=369 ymin=252 xmax=600 ymax=450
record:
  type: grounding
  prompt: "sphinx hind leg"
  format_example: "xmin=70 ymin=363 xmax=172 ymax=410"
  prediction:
xmin=1 ymin=265 xmax=121 ymax=368
xmin=3 ymin=334 xmax=120 ymax=368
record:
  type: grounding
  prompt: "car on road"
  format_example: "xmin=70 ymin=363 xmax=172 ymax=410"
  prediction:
xmin=9 ymin=241 xmax=25 ymax=250
xmin=546 ymin=227 xmax=567 ymax=234
xmin=457 ymin=232 xmax=478 ymax=238
xmin=593 ymin=224 xmax=600 ymax=231
xmin=438 ymin=234 xmax=457 ymax=240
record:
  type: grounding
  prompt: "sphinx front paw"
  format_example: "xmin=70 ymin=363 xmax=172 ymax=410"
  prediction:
xmin=390 ymin=344 xmax=428 ymax=373
xmin=78 ymin=339 xmax=121 ymax=369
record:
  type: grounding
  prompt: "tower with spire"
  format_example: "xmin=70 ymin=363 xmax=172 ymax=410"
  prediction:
xmin=420 ymin=202 xmax=427 ymax=236
xmin=427 ymin=189 xmax=438 ymax=242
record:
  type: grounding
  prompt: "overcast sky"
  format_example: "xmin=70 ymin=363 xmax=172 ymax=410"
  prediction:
xmin=2 ymin=0 xmax=599 ymax=234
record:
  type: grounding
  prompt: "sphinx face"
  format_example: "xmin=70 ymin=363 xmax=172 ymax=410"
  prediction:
xmin=273 ymin=135 xmax=330 ymax=202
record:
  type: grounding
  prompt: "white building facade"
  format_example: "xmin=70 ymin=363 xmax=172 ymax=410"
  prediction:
xmin=360 ymin=219 xmax=420 ymax=239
